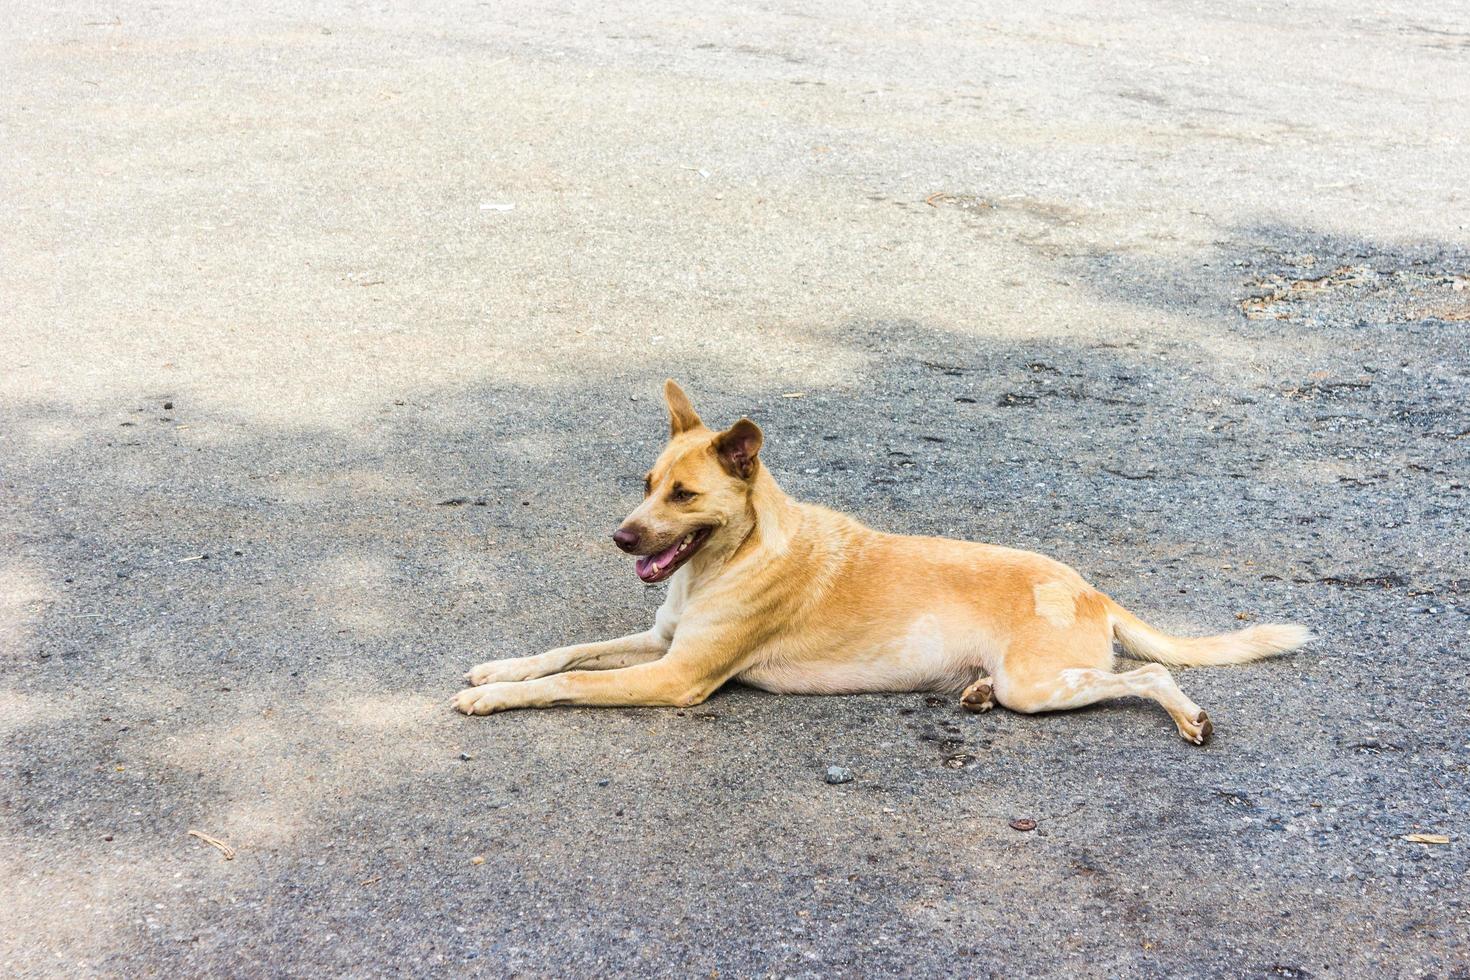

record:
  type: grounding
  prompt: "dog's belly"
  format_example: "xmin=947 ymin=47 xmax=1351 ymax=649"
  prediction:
xmin=736 ymin=614 xmax=987 ymax=695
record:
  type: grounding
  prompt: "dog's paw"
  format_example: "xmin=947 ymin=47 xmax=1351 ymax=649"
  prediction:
xmin=465 ymin=659 xmax=525 ymax=685
xmin=1175 ymin=709 xmax=1213 ymax=745
xmin=451 ymin=683 xmax=516 ymax=716
xmin=960 ymin=677 xmax=995 ymax=713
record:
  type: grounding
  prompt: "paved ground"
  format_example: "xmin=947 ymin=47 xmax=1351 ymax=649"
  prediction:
xmin=3 ymin=1 xmax=1468 ymax=976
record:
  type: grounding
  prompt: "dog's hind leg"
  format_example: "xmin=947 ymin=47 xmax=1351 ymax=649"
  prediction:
xmin=994 ymin=660 xmax=1213 ymax=744
xmin=465 ymin=629 xmax=670 ymax=685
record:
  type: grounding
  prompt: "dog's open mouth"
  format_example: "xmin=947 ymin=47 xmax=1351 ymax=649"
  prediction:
xmin=635 ymin=527 xmax=713 ymax=583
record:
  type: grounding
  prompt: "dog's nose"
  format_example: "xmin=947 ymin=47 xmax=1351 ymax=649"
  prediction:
xmin=612 ymin=527 xmax=641 ymax=553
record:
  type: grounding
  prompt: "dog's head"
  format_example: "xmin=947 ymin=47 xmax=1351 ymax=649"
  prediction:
xmin=612 ymin=380 xmax=764 ymax=583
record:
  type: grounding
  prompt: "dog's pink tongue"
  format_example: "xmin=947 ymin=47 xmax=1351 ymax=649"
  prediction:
xmin=635 ymin=539 xmax=684 ymax=581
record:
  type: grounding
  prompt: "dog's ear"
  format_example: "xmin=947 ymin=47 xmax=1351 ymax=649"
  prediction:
xmin=713 ymin=418 xmax=763 ymax=480
xmin=664 ymin=379 xmax=704 ymax=436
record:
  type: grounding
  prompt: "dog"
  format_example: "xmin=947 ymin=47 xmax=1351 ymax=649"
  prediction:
xmin=453 ymin=380 xmax=1311 ymax=742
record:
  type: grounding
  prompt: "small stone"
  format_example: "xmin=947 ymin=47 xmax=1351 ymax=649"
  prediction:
xmin=163 ymin=401 xmax=173 ymax=410
xmin=825 ymin=766 xmax=853 ymax=784
xmin=596 ymin=778 xmax=610 ymax=787
xmin=1009 ymin=818 xmax=1037 ymax=832
xmin=470 ymin=855 xmax=485 ymax=865
xmin=458 ymin=752 xmax=472 ymax=761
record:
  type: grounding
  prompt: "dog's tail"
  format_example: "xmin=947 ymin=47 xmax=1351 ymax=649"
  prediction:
xmin=1105 ymin=597 xmax=1312 ymax=667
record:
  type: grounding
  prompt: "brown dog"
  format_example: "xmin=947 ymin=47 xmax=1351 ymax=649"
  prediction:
xmin=454 ymin=380 xmax=1311 ymax=742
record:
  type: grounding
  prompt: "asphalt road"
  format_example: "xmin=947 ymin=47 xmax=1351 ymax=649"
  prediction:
xmin=2 ymin=2 xmax=1468 ymax=977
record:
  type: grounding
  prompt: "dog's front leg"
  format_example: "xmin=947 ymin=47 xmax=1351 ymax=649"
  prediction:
xmin=452 ymin=640 xmax=734 ymax=716
xmin=464 ymin=629 xmax=671 ymax=685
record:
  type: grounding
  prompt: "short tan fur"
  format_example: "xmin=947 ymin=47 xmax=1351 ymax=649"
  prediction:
xmin=454 ymin=381 xmax=1312 ymax=743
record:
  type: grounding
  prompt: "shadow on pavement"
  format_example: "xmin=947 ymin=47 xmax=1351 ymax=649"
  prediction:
xmin=3 ymin=227 xmax=1468 ymax=975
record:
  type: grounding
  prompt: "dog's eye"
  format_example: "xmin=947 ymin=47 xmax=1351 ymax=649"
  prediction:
xmin=643 ymin=475 xmax=652 ymax=497
xmin=669 ymin=485 xmax=697 ymax=504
